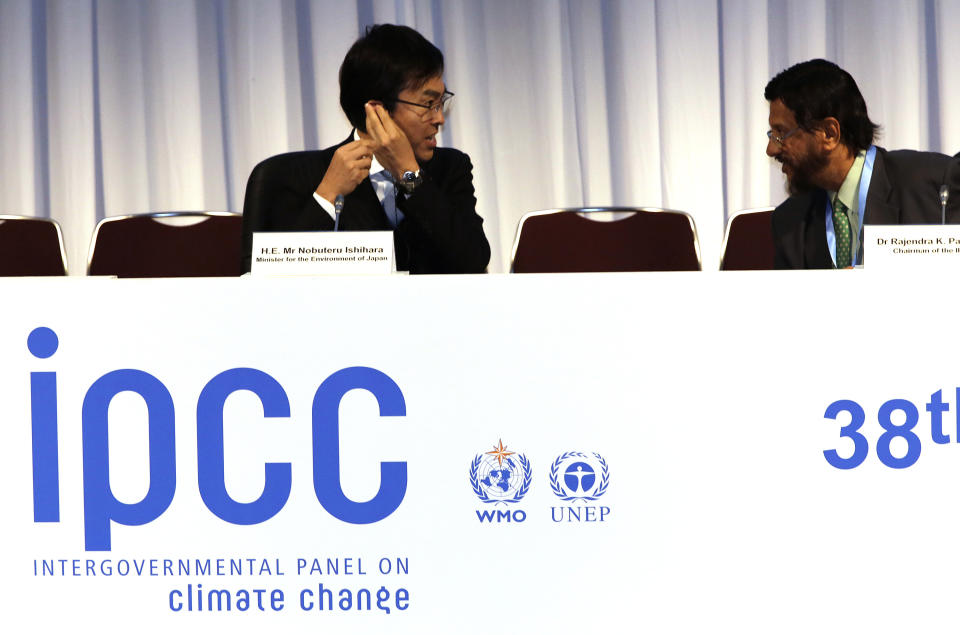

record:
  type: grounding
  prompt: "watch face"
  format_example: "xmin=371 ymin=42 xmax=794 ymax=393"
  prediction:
xmin=400 ymin=171 xmax=421 ymax=193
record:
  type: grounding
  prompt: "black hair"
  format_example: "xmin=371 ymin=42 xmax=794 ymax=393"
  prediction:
xmin=339 ymin=24 xmax=444 ymax=132
xmin=764 ymin=59 xmax=879 ymax=152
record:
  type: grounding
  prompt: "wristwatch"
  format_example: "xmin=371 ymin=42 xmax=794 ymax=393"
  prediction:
xmin=397 ymin=169 xmax=423 ymax=195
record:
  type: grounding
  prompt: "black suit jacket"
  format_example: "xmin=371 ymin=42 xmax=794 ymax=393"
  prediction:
xmin=241 ymin=136 xmax=491 ymax=274
xmin=772 ymin=148 xmax=960 ymax=269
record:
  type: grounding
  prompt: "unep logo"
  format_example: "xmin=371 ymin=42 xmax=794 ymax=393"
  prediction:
xmin=469 ymin=439 xmax=531 ymax=511
xmin=549 ymin=451 xmax=611 ymax=524
xmin=549 ymin=452 xmax=609 ymax=502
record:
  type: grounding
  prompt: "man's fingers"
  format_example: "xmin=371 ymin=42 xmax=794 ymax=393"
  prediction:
xmin=355 ymin=138 xmax=378 ymax=154
xmin=351 ymin=137 xmax=377 ymax=151
xmin=345 ymin=155 xmax=372 ymax=184
xmin=373 ymin=104 xmax=400 ymax=135
xmin=364 ymin=102 xmax=387 ymax=141
xmin=351 ymin=156 xmax=372 ymax=173
xmin=339 ymin=139 xmax=374 ymax=158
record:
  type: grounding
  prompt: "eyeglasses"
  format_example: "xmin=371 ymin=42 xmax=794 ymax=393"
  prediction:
xmin=766 ymin=126 xmax=801 ymax=146
xmin=394 ymin=90 xmax=455 ymax=119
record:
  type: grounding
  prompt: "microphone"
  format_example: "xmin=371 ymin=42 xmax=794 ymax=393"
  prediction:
xmin=334 ymin=194 xmax=344 ymax=231
xmin=941 ymin=184 xmax=949 ymax=225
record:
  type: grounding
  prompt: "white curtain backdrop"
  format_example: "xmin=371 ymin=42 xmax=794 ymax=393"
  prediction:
xmin=1 ymin=0 xmax=958 ymax=274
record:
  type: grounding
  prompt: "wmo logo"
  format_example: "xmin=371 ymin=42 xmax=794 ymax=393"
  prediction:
xmin=469 ymin=440 xmax=530 ymax=523
xmin=549 ymin=452 xmax=610 ymax=523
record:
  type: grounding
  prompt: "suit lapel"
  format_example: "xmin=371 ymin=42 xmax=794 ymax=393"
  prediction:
xmin=804 ymin=190 xmax=833 ymax=268
xmin=342 ymin=178 xmax=390 ymax=230
xmin=863 ymin=149 xmax=898 ymax=224
xmin=329 ymin=131 xmax=391 ymax=231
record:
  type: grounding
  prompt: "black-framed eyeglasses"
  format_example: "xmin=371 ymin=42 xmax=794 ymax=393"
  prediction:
xmin=766 ymin=126 xmax=800 ymax=146
xmin=394 ymin=90 xmax=455 ymax=118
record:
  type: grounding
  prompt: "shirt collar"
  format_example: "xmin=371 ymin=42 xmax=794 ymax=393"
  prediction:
xmin=353 ymin=129 xmax=388 ymax=177
xmin=830 ymin=150 xmax=866 ymax=212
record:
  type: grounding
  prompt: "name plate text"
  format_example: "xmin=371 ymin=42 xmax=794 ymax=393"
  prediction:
xmin=251 ymin=231 xmax=395 ymax=275
xmin=865 ymin=224 xmax=960 ymax=270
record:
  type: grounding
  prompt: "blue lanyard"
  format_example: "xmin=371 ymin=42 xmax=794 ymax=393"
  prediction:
xmin=825 ymin=145 xmax=877 ymax=266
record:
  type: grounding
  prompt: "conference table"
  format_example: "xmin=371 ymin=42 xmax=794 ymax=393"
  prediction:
xmin=3 ymin=270 xmax=957 ymax=632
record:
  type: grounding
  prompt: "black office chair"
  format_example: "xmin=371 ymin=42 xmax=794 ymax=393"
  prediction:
xmin=510 ymin=207 xmax=701 ymax=273
xmin=241 ymin=151 xmax=325 ymax=273
xmin=87 ymin=212 xmax=243 ymax=277
xmin=0 ymin=215 xmax=68 ymax=276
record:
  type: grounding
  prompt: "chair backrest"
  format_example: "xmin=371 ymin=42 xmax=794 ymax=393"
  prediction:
xmin=0 ymin=215 xmax=68 ymax=276
xmin=241 ymin=151 xmax=317 ymax=273
xmin=87 ymin=212 xmax=243 ymax=277
xmin=719 ymin=207 xmax=775 ymax=270
xmin=510 ymin=207 xmax=701 ymax=273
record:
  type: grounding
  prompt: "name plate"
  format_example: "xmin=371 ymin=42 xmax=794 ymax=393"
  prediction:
xmin=864 ymin=225 xmax=960 ymax=270
xmin=251 ymin=231 xmax=395 ymax=275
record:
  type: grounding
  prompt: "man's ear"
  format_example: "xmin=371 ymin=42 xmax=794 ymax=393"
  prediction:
xmin=817 ymin=117 xmax=843 ymax=152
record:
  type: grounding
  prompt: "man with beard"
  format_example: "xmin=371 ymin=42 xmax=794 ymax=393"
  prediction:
xmin=765 ymin=59 xmax=960 ymax=269
xmin=241 ymin=24 xmax=490 ymax=274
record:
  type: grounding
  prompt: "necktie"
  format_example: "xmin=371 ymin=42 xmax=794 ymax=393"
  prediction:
xmin=371 ymin=171 xmax=400 ymax=228
xmin=833 ymin=197 xmax=851 ymax=268
xmin=381 ymin=174 xmax=398 ymax=228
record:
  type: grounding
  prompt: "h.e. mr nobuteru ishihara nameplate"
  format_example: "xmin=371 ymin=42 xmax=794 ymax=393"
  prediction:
xmin=251 ymin=231 xmax=395 ymax=275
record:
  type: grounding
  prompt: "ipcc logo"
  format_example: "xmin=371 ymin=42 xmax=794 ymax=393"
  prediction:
xmin=27 ymin=326 xmax=408 ymax=551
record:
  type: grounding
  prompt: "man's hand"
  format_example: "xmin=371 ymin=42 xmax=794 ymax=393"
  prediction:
xmin=315 ymin=139 xmax=376 ymax=202
xmin=364 ymin=102 xmax=419 ymax=180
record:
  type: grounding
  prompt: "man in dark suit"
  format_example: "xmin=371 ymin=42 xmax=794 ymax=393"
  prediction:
xmin=241 ymin=24 xmax=490 ymax=274
xmin=765 ymin=59 xmax=960 ymax=269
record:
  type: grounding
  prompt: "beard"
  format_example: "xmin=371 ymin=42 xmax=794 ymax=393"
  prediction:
xmin=780 ymin=148 xmax=829 ymax=196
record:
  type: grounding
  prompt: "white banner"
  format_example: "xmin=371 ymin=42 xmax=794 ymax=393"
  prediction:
xmin=2 ymin=272 xmax=960 ymax=633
